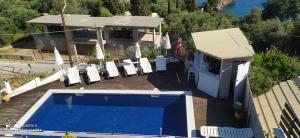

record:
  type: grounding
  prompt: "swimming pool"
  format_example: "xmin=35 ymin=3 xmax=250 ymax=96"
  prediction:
xmin=15 ymin=90 xmax=195 ymax=137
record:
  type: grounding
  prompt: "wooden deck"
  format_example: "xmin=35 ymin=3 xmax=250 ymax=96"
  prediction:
xmin=0 ymin=64 xmax=242 ymax=136
xmin=254 ymin=76 xmax=300 ymax=137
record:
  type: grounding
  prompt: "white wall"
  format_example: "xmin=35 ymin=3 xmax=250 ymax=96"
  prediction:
xmin=197 ymin=71 xmax=220 ymax=98
xmin=9 ymin=71 xmax=64 ymax=97
xmin=245 ymin=79 xmax=265 ymax=138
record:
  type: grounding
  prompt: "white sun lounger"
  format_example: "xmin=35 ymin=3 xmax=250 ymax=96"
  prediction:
xmin=123 ymin=59 xmax=137 ymax=77
xmin=200 ymin=126 xmax=254 ymax=138
xmin=106 ymin=61 xmax=119 ymax=78
xmin=66 ymin=67 xmax=81 ymax=86
xmin=140 ymin=58 xmax=152 ymax=75
xmin=86 ymin=64 xmax=101 ymax=83
xmin=155 ymin=55 xmax=167 ymax=72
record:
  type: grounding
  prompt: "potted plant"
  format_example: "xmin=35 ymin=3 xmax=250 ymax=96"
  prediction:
xmin=62 ymin=132 xmax=77 ymax=138
xmin=1 ymin=92 xmax=10 ymax=102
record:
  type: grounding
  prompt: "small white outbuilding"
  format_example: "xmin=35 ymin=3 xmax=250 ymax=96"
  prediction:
xmin=191 ymin=28 xmax=255 ymax=101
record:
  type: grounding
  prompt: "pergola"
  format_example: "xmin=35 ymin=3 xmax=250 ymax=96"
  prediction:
xmin=27 ymin=14 xmax=164 ymax=53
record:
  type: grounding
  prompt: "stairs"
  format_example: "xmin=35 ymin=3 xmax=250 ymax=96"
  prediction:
xmin=253 ymin=77 xmax=300 ymax=137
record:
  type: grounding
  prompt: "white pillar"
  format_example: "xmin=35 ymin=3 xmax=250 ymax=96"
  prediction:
xmin=73 ymin=44 xmax=79 ymax=62
xmin=96 ymin=28 xmax=105 ymax=56
xmin=153 ymin=28 xmax=156 ymax=47
xmin=159 ymin=23 xmax=162 ymax=35
xmin=42 ymin=25 xmax=49 ymax=38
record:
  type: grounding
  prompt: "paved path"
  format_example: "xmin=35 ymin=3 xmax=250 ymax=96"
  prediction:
xmin=0 ymin=61 xmax=71 ymax=74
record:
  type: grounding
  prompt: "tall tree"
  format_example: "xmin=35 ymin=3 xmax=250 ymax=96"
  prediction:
xmin=262 ymin=0 xmax=300 ymax=20
xmin=130 ymin=0 xmax=151 ymax=16
xmin=185 ymin=0 xmax=197 ymax=12
xmin=103 ymin=0 xmax=125 ymax=15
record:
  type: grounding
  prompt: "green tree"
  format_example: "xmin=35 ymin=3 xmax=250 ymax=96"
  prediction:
xmin=82 ymin=0 xmax=102 ymax=16
xmin=103 ymin=0 xmax=125 ymax=15
xmin=0 ymin=17 xmax=15 ymax=46
xmin=262 ymin=0 xmax=300 ymax=20
xmin=185 ymin=0 xmax=197 ymax=12
xmin=204 ymin=0 xmax=219 ymax=12
xmin=287 ymin=15 xmax=300 ymax=55
xmin=130 ymin=0 xmax=151 ymax=16
xmin=31 ymin=0 xmax=54 ymax=13
xmin=250 ymin=48 xmax=299 ymax=95
xmin=4 ymin=7 xmax=39 ymax=31
xmin=242 ymin=18 xmax=292 ymax=51
xmin=241 ymin=8 xmax=262 ymax=24
xmin=100 ymin=7 xmax=113 ymax=17
xmin=166 ymin=11 xmax=236 ymax=51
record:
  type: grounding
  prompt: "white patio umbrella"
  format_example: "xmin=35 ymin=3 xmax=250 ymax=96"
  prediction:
xmin=95 ymin=42 xmax=104 ymax=67
xmin=164 ymin=32 xmax=171 ymax=56
xmin=3 ymin=80 xmax=12 ymax=94
xmin=135 ymin=42 xmax=142 ymax=59
xmin=54 ymin=47 xmax=65 ymax=74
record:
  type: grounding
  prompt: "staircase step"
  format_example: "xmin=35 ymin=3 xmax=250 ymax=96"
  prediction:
xmin=279 ymin=82 xmax=300 ymax=118
xmin=265 ymin=91 xmax=282 ymax=123
xmin=272 ymin=85 xmax=287 ymax=109
xmin=253 ymin=97 xmax=269 ymax=134
xmin=258 ymin=95 xmax=278 ymax=130
xmin=287 ymin=78 xmax=300 ymax=103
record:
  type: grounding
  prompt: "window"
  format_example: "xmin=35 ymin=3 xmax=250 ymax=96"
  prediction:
xmin=110 ymin=28 xmax=133 ymax=39
xmin=203 ymin=54 xmax=221 ymax=75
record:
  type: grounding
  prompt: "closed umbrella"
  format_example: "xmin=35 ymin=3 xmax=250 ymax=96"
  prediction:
xmin=3 ymin=79 xmax=12 ymax=94
xmin=176 ymin=38 xmax=186 ymax=60
xmin=54 ymin=47 xmax=65 ymax=74
xmin=95 ymin=42 xmax=105 ymax=67
xmin=164 ymin=32 xmax=171 ymax=56
xmin=135 ymin=42 xmax=141 ymax=59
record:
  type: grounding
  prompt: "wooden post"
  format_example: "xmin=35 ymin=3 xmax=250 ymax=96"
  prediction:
xmin=60 ymin=10 xmax=73 ymax=67
xmin=32 ymin=49 xmax=37 ymax=62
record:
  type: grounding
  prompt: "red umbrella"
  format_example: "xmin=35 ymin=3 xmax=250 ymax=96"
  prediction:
xmin=176 ymin=38 xmax=185 ymax=57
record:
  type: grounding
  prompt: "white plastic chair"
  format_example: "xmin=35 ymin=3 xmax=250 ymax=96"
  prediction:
xmin=155 ymin=55 xmax=167 ymax=72
xmin=66 ymin=67 xmax=81 ymax=86
xmin=140 ymin=58 xmax=153 ymax=75
xmin=106 ymin=61 xmax=119 ymax=78
xmin=200 ymin=126 xmax=254 ymax=138
xmin=86 ymin=64 xmax=101 ymax=83
xmin=187 ymin=63 xmax=195 ymax=82
xmin=123 ymin=59 xmax=137 ymax=77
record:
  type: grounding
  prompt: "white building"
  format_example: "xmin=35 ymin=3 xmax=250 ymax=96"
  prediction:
xmin=191 ymin=28 xmax=255 ymax=102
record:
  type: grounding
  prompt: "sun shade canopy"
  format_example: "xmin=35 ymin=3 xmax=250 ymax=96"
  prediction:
xmin=27 ymin=14 xmax=164 ymax=28
xmin=191 ymin=28 xmax=255 ymax=59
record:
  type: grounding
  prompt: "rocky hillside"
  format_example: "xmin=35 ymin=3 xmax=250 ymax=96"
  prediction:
xmin=216 ymin=0 xmax=235 ymax=11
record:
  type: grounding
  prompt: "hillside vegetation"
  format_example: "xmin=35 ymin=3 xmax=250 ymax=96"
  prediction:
xmin=0 ymin=0 xmax=299 ymax=95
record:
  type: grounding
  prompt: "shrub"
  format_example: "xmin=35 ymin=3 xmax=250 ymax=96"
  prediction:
xmin=249 ymin=48 xmax=299 ymax=96
xmin=62 ymin=132 xmax=77 ymax=138
xmin=141 ymin=49 xmax=156 ymax=59
xmin=100 ymin=7 xmax=112 ymax=17
xmin=249 ymin=66 xmax=273 ymax=96
xmin=262 ymin=48 xmax=299 ymax=81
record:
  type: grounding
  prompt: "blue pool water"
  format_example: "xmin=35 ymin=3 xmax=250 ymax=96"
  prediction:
xmin=197 ymin=0 xmax=265 ymax=17
xmin=23 ymin=93 xmax=188 ymax=137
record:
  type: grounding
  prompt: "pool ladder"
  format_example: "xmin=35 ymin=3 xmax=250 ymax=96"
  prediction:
xmin=151 ymin=94 xmax=160 ymax=97
xmin=160 ymin=127 xmax=162 ymax=136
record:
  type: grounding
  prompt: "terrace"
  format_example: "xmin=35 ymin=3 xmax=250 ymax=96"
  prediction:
xmin=0 ymin=63 xmax=243 ymax=137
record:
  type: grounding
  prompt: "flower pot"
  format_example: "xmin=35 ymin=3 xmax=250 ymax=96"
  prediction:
xmin=2 ymin=94 xmax=10 ymax=102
